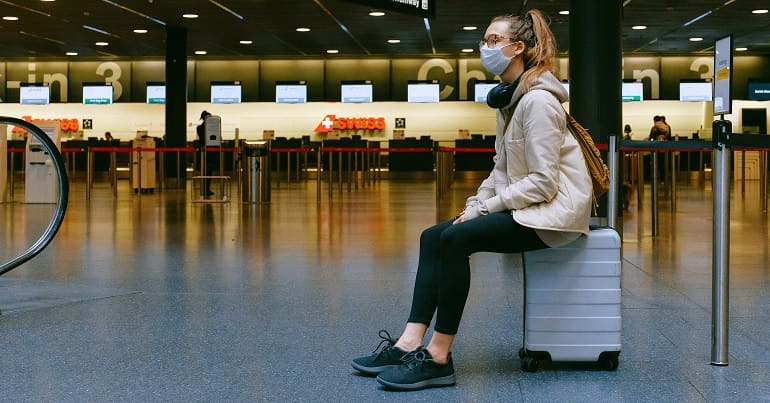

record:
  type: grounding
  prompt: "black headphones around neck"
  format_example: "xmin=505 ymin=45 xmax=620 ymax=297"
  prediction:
xmin=486 ymin=80 xmax=520 ymax=109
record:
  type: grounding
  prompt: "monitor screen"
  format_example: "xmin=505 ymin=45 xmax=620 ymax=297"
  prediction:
xmin=276 ymin=81 xmax=307 ymax=103
xmin=341 ymin=81 xmax=373 ymax=103
xmin=20 ymin=83 xmax=50 ymax=105
xmin=407 ymin=81 xmax=440 ymax=103
xmin=747 ymin=81 xmax=770 ymax=101
xmin=82 ymin=83 xmax=113 ymax=104
xmin=679 ymin=81 xmax=712 ymax=102
xmin=146 ymin=82 xmax=166 ymax=104
xmin=473 ymin=81 xmax=500 ymax=103
xmin=621 ymin=82 xmax=643 ymax=102
xmin=28 ymin=126 xmax=56 ymax=146
xmin=211 ymin=82 xmax=242 ymax=104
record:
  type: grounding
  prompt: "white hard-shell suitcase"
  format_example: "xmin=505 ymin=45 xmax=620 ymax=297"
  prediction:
xmin=519 ymin=226 xmax=622 ymax=372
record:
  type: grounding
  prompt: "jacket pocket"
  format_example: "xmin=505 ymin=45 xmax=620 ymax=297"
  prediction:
xmin=504 ymin=138 xmax=528 ymax=176
xmin=557 ymin=183 xmax=574 ymax=209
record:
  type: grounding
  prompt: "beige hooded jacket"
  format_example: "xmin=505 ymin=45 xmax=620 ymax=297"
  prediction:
xmin=467 ymin=71 xmax=592 ymax=247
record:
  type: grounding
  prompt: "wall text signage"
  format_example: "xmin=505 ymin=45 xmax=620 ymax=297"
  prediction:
xmin=340 ymin=0 xmax=434 ymax=18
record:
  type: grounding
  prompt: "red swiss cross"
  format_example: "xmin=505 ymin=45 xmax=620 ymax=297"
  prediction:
xmin=315 ymin=114 xmax=336 ymax=133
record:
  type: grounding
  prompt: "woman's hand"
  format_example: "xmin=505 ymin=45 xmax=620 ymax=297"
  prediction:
xmin=453 ymin=202 xmax=487 ymax=224
xmin=453 ymin=208 xmax=467 ymax=225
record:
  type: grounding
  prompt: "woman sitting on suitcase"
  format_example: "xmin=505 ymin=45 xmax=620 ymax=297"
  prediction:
xmin=352 ymin=9 xmax=592 ymax=391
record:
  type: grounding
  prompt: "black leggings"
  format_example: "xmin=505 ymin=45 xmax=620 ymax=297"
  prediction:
xmin=407 ymin=212 xmax=548 ymax=335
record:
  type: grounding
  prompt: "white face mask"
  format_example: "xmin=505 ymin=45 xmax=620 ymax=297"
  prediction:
xmin=480 ymin=43 xmax=515 ymax=76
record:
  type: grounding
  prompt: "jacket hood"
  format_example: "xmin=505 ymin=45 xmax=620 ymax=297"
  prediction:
xmin=505 ymin=70 xmax=568 ymax=109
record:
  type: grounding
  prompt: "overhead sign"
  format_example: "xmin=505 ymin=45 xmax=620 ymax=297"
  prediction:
xmin=340 ymin=0 xmax=434 ymax=18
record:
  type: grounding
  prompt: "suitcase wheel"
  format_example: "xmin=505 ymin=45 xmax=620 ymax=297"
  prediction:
xmin=521 ymin=356 xmax=540 ymax=372
xmin=517 ymin=347 xmax=526 ymax=359
xmin=598 ymin=351 xmax=620 ymax=371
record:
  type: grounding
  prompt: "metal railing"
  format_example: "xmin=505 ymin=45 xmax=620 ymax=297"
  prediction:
xmin=0 ymin=117 xmax=69 ymax=276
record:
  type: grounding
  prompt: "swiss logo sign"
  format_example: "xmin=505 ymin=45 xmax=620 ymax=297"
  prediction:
xmin=314 ymin=114 xmax=386 ymax=133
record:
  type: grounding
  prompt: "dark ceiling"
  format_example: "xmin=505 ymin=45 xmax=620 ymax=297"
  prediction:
xmin=0 ymin=0 xmax=769 ymax=59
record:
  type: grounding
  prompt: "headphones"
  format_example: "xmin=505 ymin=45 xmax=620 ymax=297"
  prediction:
xmin=486 ymin=80 xmax=519 ymax=109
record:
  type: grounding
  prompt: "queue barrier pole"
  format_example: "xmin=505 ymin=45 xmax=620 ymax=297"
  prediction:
xmin=86 ymin=148 xmax=93 ymax=200
xmin=652 ymin=151 xmax=659 ymax=236
xmin=711 ymin=119 xmax=732 ymax=366
xmin=607 ymin=135 xmax=620 ymax=230
xmin=316 ymin=147 xmax=322 ymax=203
xmin=8 ymin=148 xmax=24 ymax=199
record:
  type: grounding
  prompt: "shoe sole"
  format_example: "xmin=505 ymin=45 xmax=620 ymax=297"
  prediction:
xmin=376 ymin=374 xmax=456 ymax=390
xmin=351 ymin=362 xmax=399 ymax=376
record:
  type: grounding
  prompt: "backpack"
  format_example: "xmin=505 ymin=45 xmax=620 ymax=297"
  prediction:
xmin=563 ymin=111 xmax=610 ymax=212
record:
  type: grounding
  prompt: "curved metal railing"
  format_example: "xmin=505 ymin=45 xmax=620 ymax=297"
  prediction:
xmin=0 ymin=117 xmax=69 ymax=276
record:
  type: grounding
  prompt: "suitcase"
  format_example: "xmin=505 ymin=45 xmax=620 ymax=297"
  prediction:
xmin=519 ymin=226 xmax=622 ymax=372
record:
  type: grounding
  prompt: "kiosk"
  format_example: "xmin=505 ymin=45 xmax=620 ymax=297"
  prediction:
xmin=193 ymin=115 xmax=229 ymax=202
xmin=131 ymin=131 xmax=156 ymax=193
xmin=25 ymin=120 xmax=61 ymax=203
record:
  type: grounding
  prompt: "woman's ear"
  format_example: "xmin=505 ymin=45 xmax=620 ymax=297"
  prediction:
xmin=512 ymin=41 xmax=526 ymax=56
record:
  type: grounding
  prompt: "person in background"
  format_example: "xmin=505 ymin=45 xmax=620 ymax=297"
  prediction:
xmin=352 ymin=9 xmax=592 ymax=391
xmin=196 ymin=111 xmax=217 ymax=196
xmin=104 ymin=132 xmax=114 ymax=141
xmin=661 ymin=116 xmax=672 ymax=140
xmin=623 ymin=124 xmax=632 ymax=140
xmin=649 ymin=115 xmax=669 ymax=141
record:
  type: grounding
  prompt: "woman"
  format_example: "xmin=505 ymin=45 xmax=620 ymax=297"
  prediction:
xmin=352 ymin=10 xmax=592 ymax=390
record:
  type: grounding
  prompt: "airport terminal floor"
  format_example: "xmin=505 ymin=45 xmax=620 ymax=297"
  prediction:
xmin=2 ymin=174 xmax=770 ymax=402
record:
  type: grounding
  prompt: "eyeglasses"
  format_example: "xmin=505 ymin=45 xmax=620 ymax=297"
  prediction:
xmin=479 ymin=34 xmax=511 ymax=48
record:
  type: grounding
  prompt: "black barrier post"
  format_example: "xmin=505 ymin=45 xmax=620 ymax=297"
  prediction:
xmin=711 ymin=118 xmax=732 ymax=366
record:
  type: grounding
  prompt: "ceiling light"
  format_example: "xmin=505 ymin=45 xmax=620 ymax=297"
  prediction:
xmin=631 ymin=25 xmax=647 ymax=30
xmin=2 ymin=16 xmax=19 ymax=21
xmin=461 ymin=48 xmax=474 ymax=53
xmin=387 ymin=39 xmax=401 ymax=44
xmin=95 ymin=41 xmax=109 ymax=46
xmin=133 ymin=29 xmax=148 ymax=34
xmin=751 ymin=9 xmax=768 ymax=14
xmin=326 ymin=49 xmax=339 ymax=54
xmin=559 ymin=10 xmax=569 ymax=15
xmin=369 ymin=10 xmax=385 ymax=17
xmin=195 ymin=50 xmax=207 ymax=55
xmin=689 ymin=37 xmax=703 ymax=42
xmin=182 ymin=13 xmax=199 ymax=19
xmin=736 ymin=47 xmax=748 ymax=51
xmin=66 ymin=52 xmax=78 ymax=56
xmin=463 ymin=26 xmax=477 ymax=31
xmin=296 ymin=27 xmax=311 ymax=32
xmin=239 ymin=40 xmax=253 ymax=45
xmin=41 ymin=0 xmax=56 ymax=2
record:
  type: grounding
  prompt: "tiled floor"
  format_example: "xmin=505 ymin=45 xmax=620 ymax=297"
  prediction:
xmin=2 ymin=174 xmax=770 ymax=402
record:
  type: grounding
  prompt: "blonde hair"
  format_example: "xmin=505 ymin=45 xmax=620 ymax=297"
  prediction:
xmin=491 ymin=9 xmax=560 ymax=90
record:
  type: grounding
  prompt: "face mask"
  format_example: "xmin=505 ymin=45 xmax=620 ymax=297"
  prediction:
xmin=480 ymin=43 xmax=515 ymax=75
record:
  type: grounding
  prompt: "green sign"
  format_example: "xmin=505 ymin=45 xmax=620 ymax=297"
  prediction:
xmin=84 ymin=98 xmax=111 ymax=104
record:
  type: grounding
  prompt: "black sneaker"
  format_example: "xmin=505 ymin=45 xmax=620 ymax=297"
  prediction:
xmin=351 ymin=330 xmax=408 ymax=376
xmin=376 ymin=347 xmax=456 ymax=391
